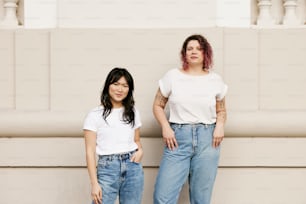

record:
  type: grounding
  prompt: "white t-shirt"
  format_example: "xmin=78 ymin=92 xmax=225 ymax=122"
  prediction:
xmin=159 ymin=68 xmax=228 ymax=124
xmin=83 ymin=106 xmax=141 ymax=155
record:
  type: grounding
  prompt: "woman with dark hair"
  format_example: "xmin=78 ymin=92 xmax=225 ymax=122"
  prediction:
xmin=153 ymin=34 xmax=228 ymax=204
xmin=84 ymin=68 xmax=144 ymax=204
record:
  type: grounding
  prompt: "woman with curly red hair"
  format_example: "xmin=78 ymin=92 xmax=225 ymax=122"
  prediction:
xmin=153 ymin=34 xmax=228 ymax=204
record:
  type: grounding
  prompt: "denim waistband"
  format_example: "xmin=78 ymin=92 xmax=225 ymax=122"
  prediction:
xmin=98 ymin=150 xmax=136 ymax=160
xmin=170 ymin=122 xmax=216 ymax=128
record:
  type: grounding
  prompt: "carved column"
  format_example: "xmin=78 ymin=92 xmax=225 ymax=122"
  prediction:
xmin=257 ymin=0 xmax=274 ymax=26
xmin=1 ymin=0 xmax=19 ymax=27
xmin=283 ymin=0 xmax=299 ymax=25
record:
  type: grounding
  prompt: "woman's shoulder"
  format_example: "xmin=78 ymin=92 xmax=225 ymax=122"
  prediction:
xmin=84 ymin=106 xmax=103 ymax=122
xmin=87 ymin=106 xmax=103 ymax=115
xmin=162 ymin=68 xmax=181 ymax=78
xmin=209 ymin=71 xmax=224 ymax=80
xmin=208 ymin=71 xmax=227 ymax=87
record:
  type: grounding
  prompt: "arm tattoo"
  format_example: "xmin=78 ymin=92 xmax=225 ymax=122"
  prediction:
xmin=216 ymin=98 xmax=227 ymax=123
xmin=155 ymin=90 xmax=168 ymax=108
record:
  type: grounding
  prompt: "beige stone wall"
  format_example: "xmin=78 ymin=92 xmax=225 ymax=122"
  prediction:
xmin=1 ymin=28 xmax=306 ymax=203
xmin=1 ymin=28 xmax=306 ymax=137
xmin=1 ymin=137 xmax=306 ymax=204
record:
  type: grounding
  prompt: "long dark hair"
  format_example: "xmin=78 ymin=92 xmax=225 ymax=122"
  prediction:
xmin=180 ymin=34 xmax=213 ymax=70
xmin=100 ymin=67 xmax=135 ymax=126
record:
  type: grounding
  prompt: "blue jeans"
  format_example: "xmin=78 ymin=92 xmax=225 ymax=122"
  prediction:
xmin=95 ymin=150 xmax=144 ymax=204
xmin=154 ymin=123 xmax=220 ymax=204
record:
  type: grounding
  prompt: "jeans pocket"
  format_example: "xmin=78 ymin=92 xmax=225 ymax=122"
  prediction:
xmin=129 ymin=158 xmax=141 ymax=165
xmin=170 ymin=123 xmax=179 ymax=133
xmin=98 ymin=157 xmax=112 ymax=168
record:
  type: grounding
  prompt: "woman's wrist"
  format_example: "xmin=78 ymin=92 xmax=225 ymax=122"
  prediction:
xmin=161 ymin=123 xmax=172 ymax=131
xmin=216 ymin=122 xmax=225 ymax=128
xmin=91 ymin=181 xmax=99 ymax=186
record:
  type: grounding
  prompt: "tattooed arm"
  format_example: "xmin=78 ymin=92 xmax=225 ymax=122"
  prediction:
xmin=216 ymin=98 xmax=227 ymax=124
xmin=213 ymin=98 xmax=227 ymax=148
xmin=153 ymin=88 xmax=178 ymax=150
xmin=153 ymin=88 xmax=168 ymax=126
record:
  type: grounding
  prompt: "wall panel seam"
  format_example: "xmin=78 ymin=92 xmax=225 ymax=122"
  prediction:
xmin=2 ymin=136 xmax=306 ymax=138
xmin=1 ymin=166 xmax=306 ymax=169
xmin=13 ymin=31 xmax=16 ymax=110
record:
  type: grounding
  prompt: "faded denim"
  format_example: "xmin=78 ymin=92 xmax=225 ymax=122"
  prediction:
xmin=95 ymin=150 xmax=144 ymax=204
xmin=154 ymin=123 xmax=220 ymax=204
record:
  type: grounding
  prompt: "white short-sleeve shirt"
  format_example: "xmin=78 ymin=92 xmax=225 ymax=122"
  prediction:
xmin=83 ymin=106 xmax=141 ymax=155
xmin=159 ymin=68 xmax=228 ymax=124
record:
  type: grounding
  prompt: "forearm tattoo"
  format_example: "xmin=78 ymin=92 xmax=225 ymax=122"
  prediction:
xmin=216 ymin=98 xmax=227 ymax=123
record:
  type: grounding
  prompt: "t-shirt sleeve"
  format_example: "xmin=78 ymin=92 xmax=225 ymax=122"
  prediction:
xmin=158 ymin=70 xmax=173 ymax=98
xmin=216 ymin=77 xmax=228 ymax=101
xmin=134 ymin=108 xmax=142 ymax=129
xmin=83 ymin=111 xmax=98 ymax=132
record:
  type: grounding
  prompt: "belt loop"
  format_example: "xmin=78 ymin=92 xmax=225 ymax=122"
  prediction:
xmin=129 ymin=151 xmax=133 ymax=157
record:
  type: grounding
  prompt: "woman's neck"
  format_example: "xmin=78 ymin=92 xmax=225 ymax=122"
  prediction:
xmin=111 ymin=102 xmax=123 ymax=109
xmin=183 ymin=65 xmax=208 ymax=75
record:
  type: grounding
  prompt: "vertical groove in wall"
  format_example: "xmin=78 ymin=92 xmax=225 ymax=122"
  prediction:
xmin=257 ymin=29 xmax=261 ymax=111
xmin=13 ymin=31 xmax=16 ymax=110
xmin=222 ymin=27 xmax=225 ymax=78
xmin=56 ymin=0 xmax=59 ymax=28
xmin=48 ymin=31 xmax=51 ymax=111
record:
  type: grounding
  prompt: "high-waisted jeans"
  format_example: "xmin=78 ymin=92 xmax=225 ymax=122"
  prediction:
xmin=95 ymin=150 xmax=144 ymax=204
xmin=154 ymin=123 xmax=220 ymax=204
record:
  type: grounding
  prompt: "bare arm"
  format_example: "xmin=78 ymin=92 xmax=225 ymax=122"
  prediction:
xmin=153 ymin=88 xmax=169 ymax=128
xmin=131 ymin=128 xmax=144 ymax=163
xmin=84 ymin=130 xmax=102 ymax=204
xmin=216 ymin=98 xmax=227 ymax=124
xmin=153 ymin=88 xmax=178 ymax=150
xmin=212 ymin=98 xmax=227 ymax=148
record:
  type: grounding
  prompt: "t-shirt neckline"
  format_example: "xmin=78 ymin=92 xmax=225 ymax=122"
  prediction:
xmin=176 ymin=68 xmax=210 ymax=77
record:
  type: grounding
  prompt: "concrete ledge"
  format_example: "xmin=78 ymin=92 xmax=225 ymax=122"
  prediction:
xmin=1 ymin=137 xmax=306 ymax=167
xmin=1 ymin=110 xmax=306 ymax=137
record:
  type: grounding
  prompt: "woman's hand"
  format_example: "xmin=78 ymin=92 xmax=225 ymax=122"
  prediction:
xmin=212 ymin=124 xmax=224 ymax=148
xmin=91 ymin=183 xmax=102 ymax=204
xmin=162 ymin=126 xmax=178 ymax=150
xmin=131 ymin=148 xmax=144 ymax=163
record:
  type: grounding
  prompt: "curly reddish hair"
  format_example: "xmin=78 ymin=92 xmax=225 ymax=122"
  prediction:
xmin=180 ymin=34 xmax=213 ymax=70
